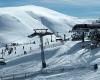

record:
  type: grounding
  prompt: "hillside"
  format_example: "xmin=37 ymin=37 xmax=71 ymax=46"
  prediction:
xmin=0 ymin=5 xmax=100 ymax=80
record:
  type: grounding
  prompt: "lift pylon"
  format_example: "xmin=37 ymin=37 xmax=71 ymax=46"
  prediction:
xmin=28 ymin=29 xmax=53 ymax=68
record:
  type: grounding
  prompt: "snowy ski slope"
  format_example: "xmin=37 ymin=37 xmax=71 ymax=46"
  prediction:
xmin=0 ymin=5 xmax=100 ymax=80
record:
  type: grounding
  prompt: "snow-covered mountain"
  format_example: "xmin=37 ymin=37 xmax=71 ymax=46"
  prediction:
xmin=0 ymin=5 xmax=99 ymax=80
xmin=0 ymin=5 xmax=91 ymax=44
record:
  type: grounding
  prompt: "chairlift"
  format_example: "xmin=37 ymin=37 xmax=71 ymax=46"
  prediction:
xmin=55 ymin=32 xmax=63 ymax=42
xmin=56 ymin=36 xmax=63 ymax=42
xmin=0 ymin=58 xmax=6 ymax=65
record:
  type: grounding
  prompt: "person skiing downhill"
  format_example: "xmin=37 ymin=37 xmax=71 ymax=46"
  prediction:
xmin=23 ymin=46 xmax=24 ymax=50
xmin=94 ymin=64 xmax=98 ymax=71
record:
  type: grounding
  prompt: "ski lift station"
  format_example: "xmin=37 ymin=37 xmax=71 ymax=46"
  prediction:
xmin=71 ymin=23 xmax=100 ymax=42
xmin=72 ymin=24 xmax=100 ymax=31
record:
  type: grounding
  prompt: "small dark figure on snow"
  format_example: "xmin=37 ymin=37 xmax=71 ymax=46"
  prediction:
xmin=23 ymin=46 xmax=24 ymax=50
xmin=33 ymin=41 xmax=36 ymax=44
xmin=15 ymin=51 xmax=16 ymax=54
xmin=94 ymin=64 xmax=98 ymax=71
xmin=8 ymin=48 xmax=13 ymax=55
xmin=2 ymin=49 xmax=3 ymax=54
xmin=30 ymin=47 xmax=32 ymax=50
xmin=24 ymin=51 xmax=27 ymax=55
xmin=14 ymin=47 xmax=16 ymax=50
xmin=5 ymin=44 xmax=8 ymax=51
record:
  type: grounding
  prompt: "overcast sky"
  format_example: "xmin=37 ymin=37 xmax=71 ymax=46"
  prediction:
xmin=0 ymin=0 xmax=100 ymax=17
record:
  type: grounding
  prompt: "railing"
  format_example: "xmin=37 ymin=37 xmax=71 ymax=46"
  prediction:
xmin=0 ymin=64 xmax=93 ymax=80
xmin=0 ymin=71 xmax=40 ymax=80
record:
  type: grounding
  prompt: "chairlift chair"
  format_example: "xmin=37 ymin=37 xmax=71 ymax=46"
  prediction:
xmin=0 ymin=58 xmax=6 ymax=65
xmin=56 ymin=37 xmax=63 ymax=42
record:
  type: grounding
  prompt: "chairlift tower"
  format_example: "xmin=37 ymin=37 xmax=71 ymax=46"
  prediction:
xmin=28 ymin=29 xmax=53 ymax=68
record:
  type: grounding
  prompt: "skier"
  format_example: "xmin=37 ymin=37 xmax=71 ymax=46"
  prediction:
xmin=47 ymin=41 xmax=49 ymax=45
xmin=64 ymin=34 xmax=66 ymax=41
xmin=33 ymin=41 xmax=36 ymax=44
xmin=15 ymin=51 xmax=16 ymax=54
xmin=8 ymin=48 xmax=13 ymax=55
xmin=1 ymin=49 xmax=3 ymax=58
xmin=23 ymin=46 xmax=24 ymax=50
xmin=24 ymin=51 xmax=27 ymax=55
xmin=14 ymin=47 xmax=16 ymax=50
xmin=94 ymin=64 xmax=98 ymax=71
xmin=30 ymin=47 xmax=32 ymax=50
xmin=5 ymin=44 xmax=8 ymax=50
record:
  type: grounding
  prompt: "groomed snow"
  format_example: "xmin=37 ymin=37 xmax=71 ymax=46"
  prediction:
xmin=0 ymin=5 xmax=99 ymax=80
